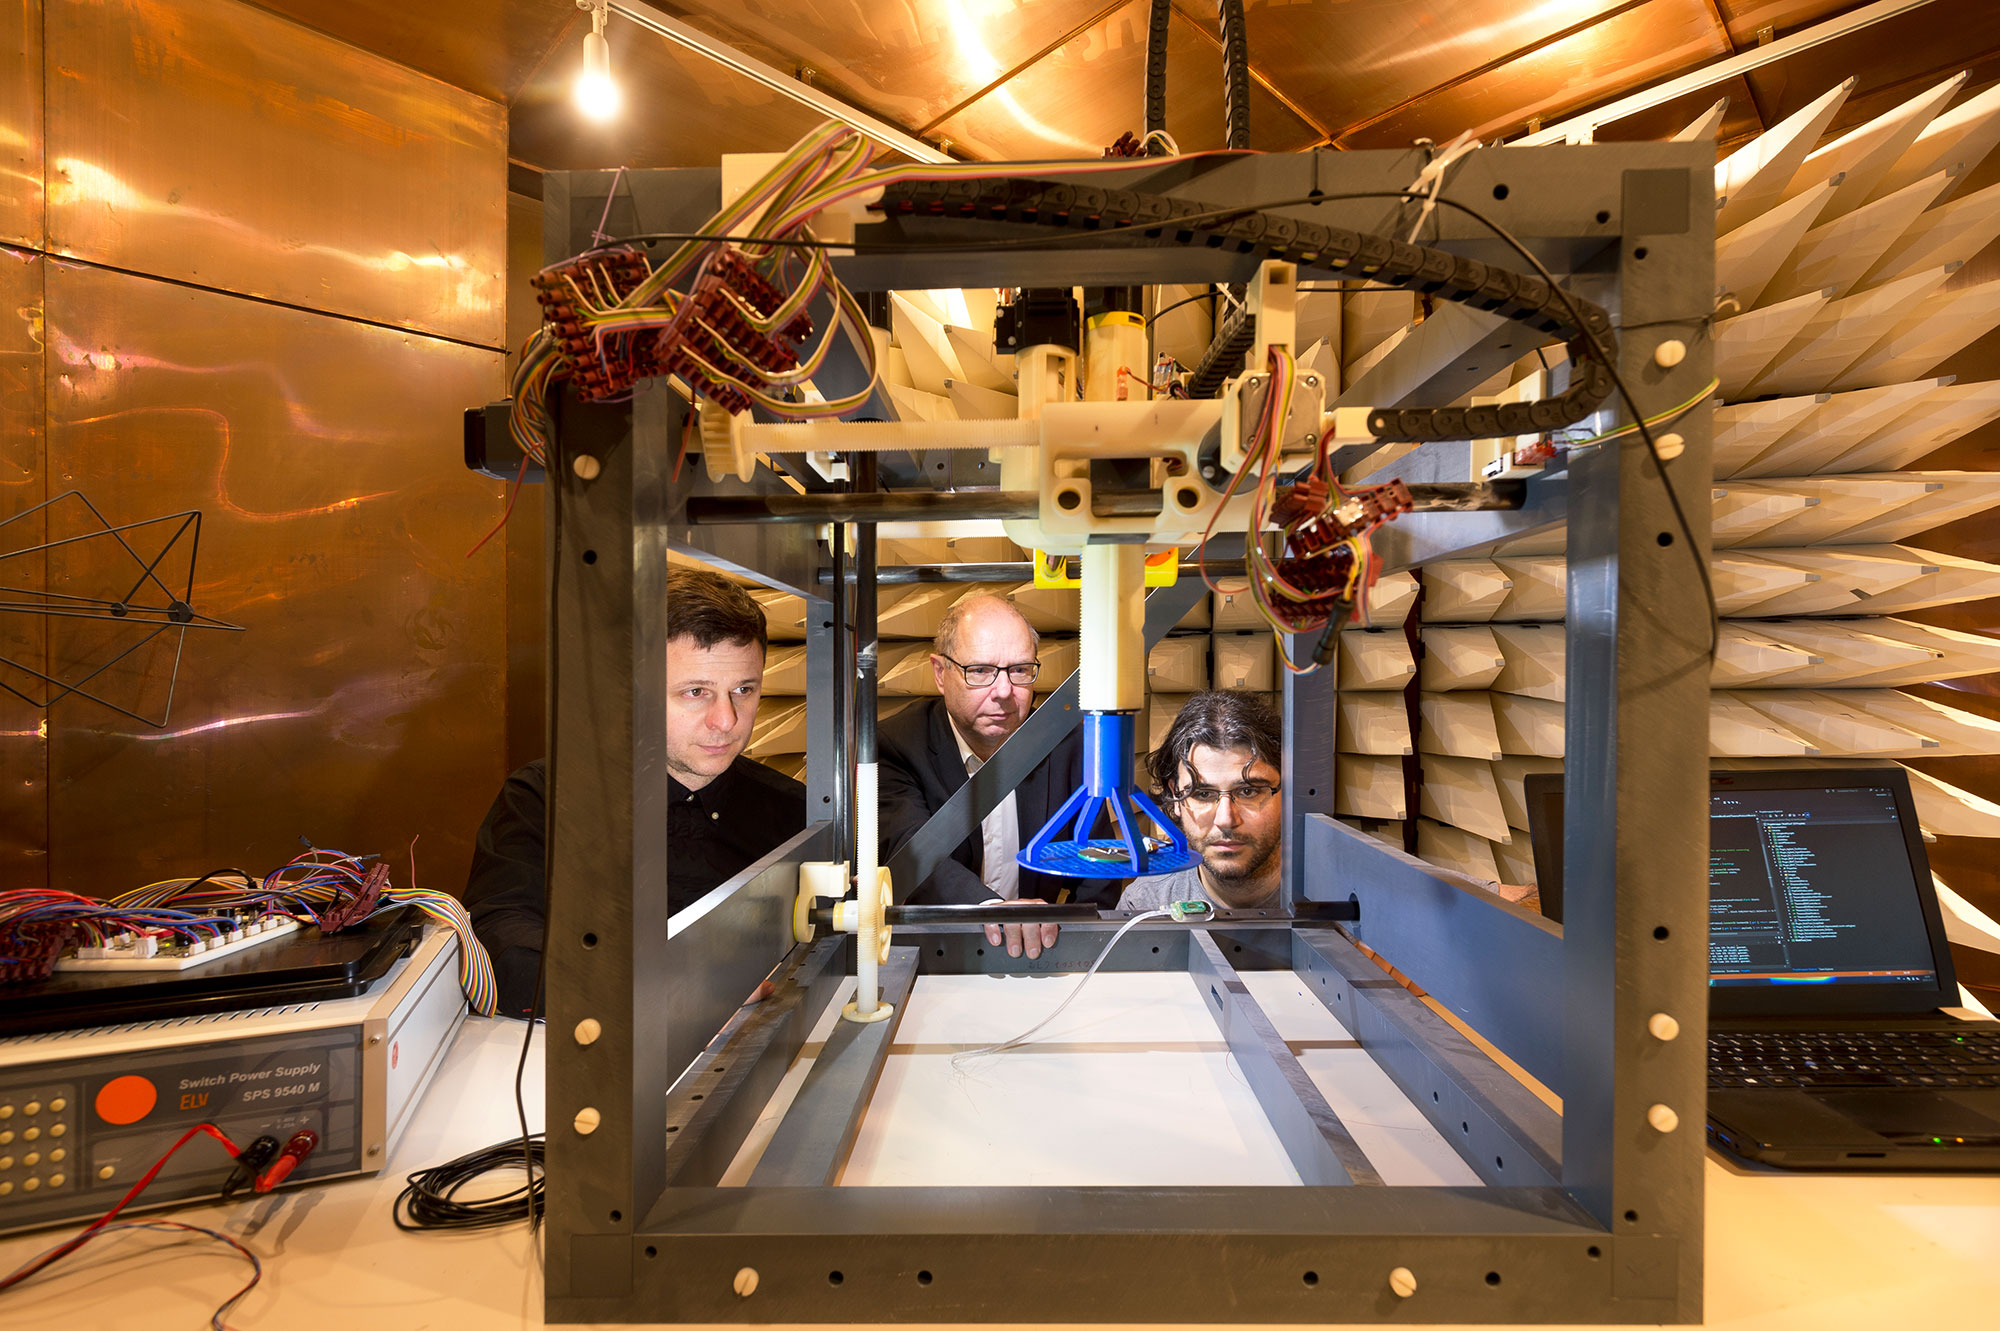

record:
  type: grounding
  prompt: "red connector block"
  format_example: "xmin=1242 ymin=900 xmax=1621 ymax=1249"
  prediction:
xmin=1263 ymin=479 xmax=1414 ymax=632
xmin=655 ymin=249 xmax=814 ymax=415
xmin=531 ymin=248 xmax=662 ymax=403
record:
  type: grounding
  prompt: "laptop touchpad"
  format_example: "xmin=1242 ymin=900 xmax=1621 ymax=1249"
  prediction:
xmin=1819 ymin=1091 xmax=2000 ymax=1143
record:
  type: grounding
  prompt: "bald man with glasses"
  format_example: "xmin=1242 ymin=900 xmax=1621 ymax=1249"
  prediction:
xmin=877 ymin=593 xmax=1117 ymax=958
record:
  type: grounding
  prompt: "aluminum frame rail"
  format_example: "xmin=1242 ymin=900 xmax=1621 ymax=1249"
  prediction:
xmin=535 ymin=142 xmax=1713 ymax=1323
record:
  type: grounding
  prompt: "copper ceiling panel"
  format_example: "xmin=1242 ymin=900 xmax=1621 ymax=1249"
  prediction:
xmin=42 ymin=261 xmax=507 ymax=897
xmin=928 ymin=1 xmax=1317 ymax=162
xmin=247 ymin=0 xmax=579 ymax=104
xmin=1741 ymin=0 xmax=2000 ymax=132
xmin=1239 ymin=0 xmax=1635 ymax=142
xmin=1 ymin=0 xmax=43 ymax=249
xmin=1716 ymin=0 xmax=1887 ymax=47
xmin=1342 ymin=1 xmax=1729 ymax=150
xmin=46 ymin=0 xmax=507 ymax=348
xmin=0 ymin=248 xmax=47 ymax=891
xmin=510 ymin=16 xmax=838 ymax=171
xmin=659 ymin=0 xmax=1129 ymax=136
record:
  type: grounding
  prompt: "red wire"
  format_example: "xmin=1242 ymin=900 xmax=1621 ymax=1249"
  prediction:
xmin=466 ymin=456 xmax=532 ymax=559
xmin=0 ymin=1123 xmax=240 ymax=1292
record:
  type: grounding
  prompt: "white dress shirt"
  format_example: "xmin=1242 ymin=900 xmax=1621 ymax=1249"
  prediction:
xmin=947 ymin=714 xmax=1021 ymax=901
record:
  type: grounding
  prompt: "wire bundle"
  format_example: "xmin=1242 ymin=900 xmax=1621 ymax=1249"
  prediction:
xmin=0 ymin=848 xmax=498 ymax=1015
xmin=505 ymin=122 xmax=1260 ymax=467
xmin=1198 ymin=346 xmax=1388 ymax=674
xmin=0 ymin=890 xmax=240 ymax=981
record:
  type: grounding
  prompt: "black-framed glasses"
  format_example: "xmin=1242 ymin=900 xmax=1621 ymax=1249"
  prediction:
xmin=1173 ymin=781 xmax=1281 ymax=817
xmin=936 ymin=653 xmax=1041 ymax=688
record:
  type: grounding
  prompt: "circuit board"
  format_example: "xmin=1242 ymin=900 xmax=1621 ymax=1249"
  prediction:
xmin=53 ymin=915 xmax=301 ymax=973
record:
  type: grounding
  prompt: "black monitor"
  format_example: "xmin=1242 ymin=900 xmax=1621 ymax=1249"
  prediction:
xmin=1523 ymin=767 xmax=1960 ymax=1017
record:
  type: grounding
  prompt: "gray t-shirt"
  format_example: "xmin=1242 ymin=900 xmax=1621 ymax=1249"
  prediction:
xmin=1118 ymin=867 xmax=1248 ymax=912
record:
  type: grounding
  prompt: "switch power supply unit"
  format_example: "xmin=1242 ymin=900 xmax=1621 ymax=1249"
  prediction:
xmin=0 ymin=926 xmax=465 ymax=1235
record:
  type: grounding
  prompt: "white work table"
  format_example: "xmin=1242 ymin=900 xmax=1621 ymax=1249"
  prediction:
xmin=3 ymin=982 xmax=1998 ymax=1330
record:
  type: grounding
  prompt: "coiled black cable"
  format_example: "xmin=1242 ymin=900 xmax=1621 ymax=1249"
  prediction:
xmin=393 ymin=1134 xmax=546 ymax=1232
xmin=1145 ymin=0 xmax=1172 ymax=154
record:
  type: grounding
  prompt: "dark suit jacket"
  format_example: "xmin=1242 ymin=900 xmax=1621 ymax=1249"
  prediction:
xmin=876 ymin=697 xmax=1119 ymax=909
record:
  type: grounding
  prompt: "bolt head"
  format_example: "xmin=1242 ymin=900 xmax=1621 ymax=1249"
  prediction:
xmin=572 ymin=453 xmax=603 ymax=481
xmin=575 ymin=1017 xmax=603 ymax=1046
xmin=734 ymin=1267 xmax=760 ymax=1297
xmin=1390 ymin=1267 xmax=1417 ymax=1298
xmin=574 ymin=1106 xmax=602 ymax=1136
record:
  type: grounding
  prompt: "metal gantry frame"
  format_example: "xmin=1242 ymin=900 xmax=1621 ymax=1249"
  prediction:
xmin=532 ymin=142 xmax=1714 ymax=1323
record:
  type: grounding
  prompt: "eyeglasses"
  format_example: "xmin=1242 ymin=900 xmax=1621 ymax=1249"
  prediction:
xmin=1174 ymin=781 xmax=1280 ymax=816
xmin=936 ymin=653 xmax=1041 ymax=688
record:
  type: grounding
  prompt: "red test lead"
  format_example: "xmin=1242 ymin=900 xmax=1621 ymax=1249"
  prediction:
xmin=254 ymin=1129 xmax=320 ymax=1193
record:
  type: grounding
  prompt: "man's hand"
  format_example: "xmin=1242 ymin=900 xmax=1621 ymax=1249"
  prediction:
xmin=983 ymin=898 xmax=1059 ymax=960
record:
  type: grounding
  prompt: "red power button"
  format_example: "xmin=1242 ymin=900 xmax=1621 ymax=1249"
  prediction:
xmin=95 ymin=1075 xmax=158 ymax=1125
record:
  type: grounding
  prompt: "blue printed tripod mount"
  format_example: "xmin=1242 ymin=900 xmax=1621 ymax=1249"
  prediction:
xmin=1017 ymin=711 xmax=1200 ymax=879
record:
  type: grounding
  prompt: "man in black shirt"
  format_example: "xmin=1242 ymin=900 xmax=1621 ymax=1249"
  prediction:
xmin=466 ymin=568 xmax=806 ymax=1014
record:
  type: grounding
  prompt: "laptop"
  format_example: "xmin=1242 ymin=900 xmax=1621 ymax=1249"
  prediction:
xmin=1524 ymin=766 xmax=2000 ymax=1171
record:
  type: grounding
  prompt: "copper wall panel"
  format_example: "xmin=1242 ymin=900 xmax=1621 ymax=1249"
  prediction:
xmin=45 ymin=0 xmax=506 ymax=348
xmin=0 ymin=248 xmax=47 ymax=890
xmin=42 ymin=262 xmax=506 ymax=897
xmin=1343 ymin=3 xmax=1728 ymax=149
xmin=248 ymin=0 xmax=579 ymax=104
xmin=929 ymin=0 xmax=1316 ymax=161
xmin=504 ymin=190 xmax=547 ymax=774
xmin=1 ymin=0 xmax=43 ymax=249
xmin=510 ymin=16 xmax=836 ymax=171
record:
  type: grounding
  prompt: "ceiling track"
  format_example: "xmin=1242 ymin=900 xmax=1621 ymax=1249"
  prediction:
xmin=1517 ymin=0 xmax=1943 ymax=144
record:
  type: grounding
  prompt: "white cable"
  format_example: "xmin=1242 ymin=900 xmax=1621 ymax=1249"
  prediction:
xmin=1404 ymin=130 xmax=1481 ymax=244
xmin=1141 ymin=129 xmax=1183 ymax=156
xmin=951 ymin=910 xmax=1174 ymax=1063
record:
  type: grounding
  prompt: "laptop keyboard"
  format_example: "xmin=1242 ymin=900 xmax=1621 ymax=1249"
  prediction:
xmin=1709 ymin=1029 xmax=2000 ymax=1089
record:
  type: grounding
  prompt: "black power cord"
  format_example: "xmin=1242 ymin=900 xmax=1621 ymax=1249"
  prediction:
xmin=393 ymin=1134 xmax=547 ymax=1232
xmin=1386 ymin=189 xmax=1720 ymax=662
